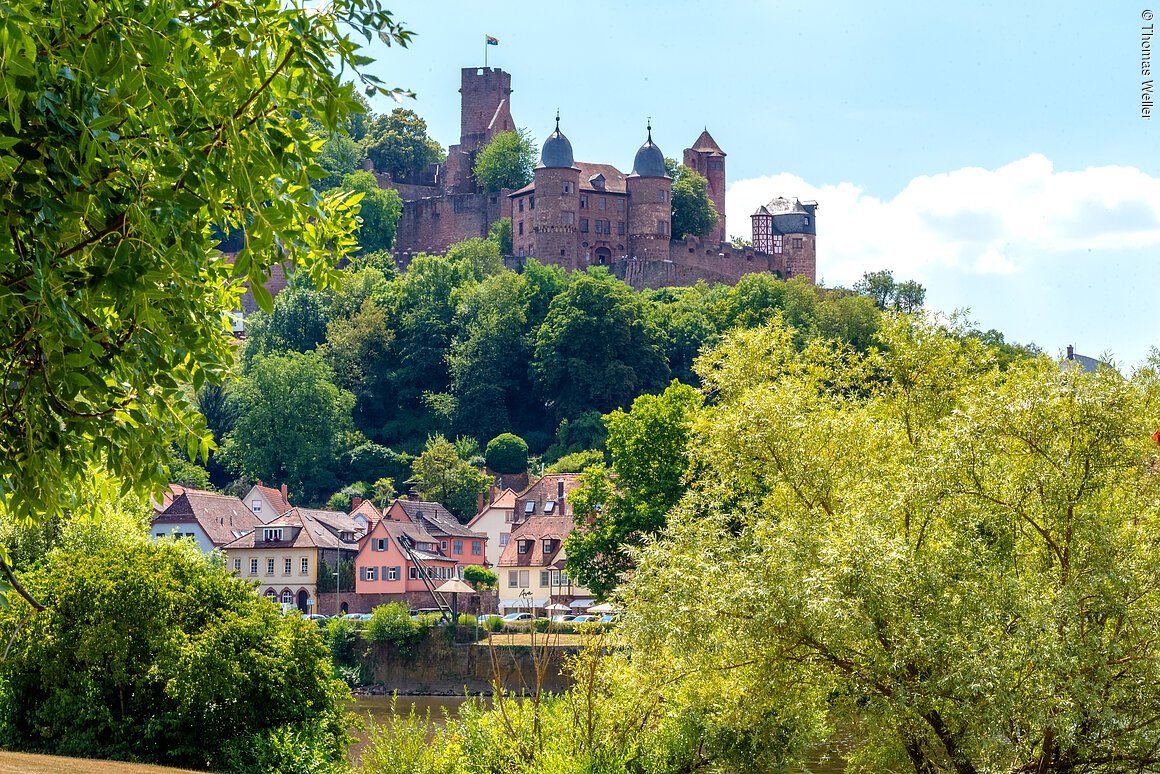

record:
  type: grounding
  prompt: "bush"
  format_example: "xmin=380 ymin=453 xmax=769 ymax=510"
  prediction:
xmin=485 ymin=433 xmax=529 ymax=474
xmin=486 ymin=615 xmax=504 ymax=632
xmin=366 ymin=602 xmax=424 ymax=658
xmin=324 ymin=615 xmax=360 ymax=668
xmin=0 ymin=541 xmax=351 ymax=771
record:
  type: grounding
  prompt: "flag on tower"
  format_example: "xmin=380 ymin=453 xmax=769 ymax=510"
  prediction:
xmin=486 ymin=35 xmax=499 ymax=45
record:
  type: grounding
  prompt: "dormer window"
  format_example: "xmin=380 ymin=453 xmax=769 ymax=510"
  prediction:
xmin=524 ymin=501 xmax=536 ymax=515
xmin=340 ymin=531 xmax=354 ymax=542
xmin=518 ymin=540 xmax=529 ymax=555
xmin=263 ymin=528 xmax=283 ymax=542
xmin=542 ymin=538 xmax=555 ymax=554
xmin=251 ymin=500 xmax=262 ymax=513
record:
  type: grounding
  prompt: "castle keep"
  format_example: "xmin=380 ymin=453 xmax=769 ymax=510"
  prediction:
xmin=383 ymin=67 xmax=817 ymax=289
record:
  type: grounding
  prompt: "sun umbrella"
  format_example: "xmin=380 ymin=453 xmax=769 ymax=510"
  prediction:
xmin=546 ymin=602 xmax=571 ymax=612
xmin=587 ymin=602 xmax=617 ymax=614
xmin=435 ymin=578 xmax=477 ymax=624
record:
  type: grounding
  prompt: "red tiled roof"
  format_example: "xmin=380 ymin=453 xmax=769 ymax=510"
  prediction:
xmin=222 ymin=508 xmax=358 ymax=552
xmin=253 ymin=484 xmax=291 ymax=515
xmin=688 ymin=129 xmax=726 ymax=155
xmin=391 ymin=499 xmax=487 ymax=540
xmin=497 ymin=516 xmax=575 ymax=567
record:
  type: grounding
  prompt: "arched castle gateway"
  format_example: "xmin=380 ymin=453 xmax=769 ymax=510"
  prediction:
xmin=383 ymin=67 xmax=816 ymax=290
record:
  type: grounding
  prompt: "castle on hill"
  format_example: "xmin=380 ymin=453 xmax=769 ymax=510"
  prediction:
xmin=376 ymin=67 xmax=817 ymax=289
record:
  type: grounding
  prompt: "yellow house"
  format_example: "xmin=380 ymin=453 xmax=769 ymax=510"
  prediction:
xmin=222 ymin=507 xmax=358 ymax=613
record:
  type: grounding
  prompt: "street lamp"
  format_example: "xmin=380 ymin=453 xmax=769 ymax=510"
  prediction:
xmin=334 ymin=567 xmax=341 ymax=616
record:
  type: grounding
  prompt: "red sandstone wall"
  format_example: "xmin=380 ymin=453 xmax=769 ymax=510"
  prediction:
xmin=393 ymin=191 xmax=509 ymax=267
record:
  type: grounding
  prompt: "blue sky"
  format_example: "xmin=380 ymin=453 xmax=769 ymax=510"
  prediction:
xmin=365 ymin=1 xmax=1159 ymax=366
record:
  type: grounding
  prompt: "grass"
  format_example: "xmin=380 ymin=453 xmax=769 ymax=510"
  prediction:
xmin=0 ymin=751 xmax=204 ymax=773
xmin=476 ymin=631 xmax=595 ymax=647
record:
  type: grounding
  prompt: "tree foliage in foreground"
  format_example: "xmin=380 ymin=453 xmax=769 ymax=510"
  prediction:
xmin=612 ymin=315 xmax=1160 ymax=773
xmin=0 ymin=540 xmax=350 ymax=771
xmin=0 ymin=0 xmax=409 ymax=583
xmin=473 ymin=130 xmax=537 ymax=192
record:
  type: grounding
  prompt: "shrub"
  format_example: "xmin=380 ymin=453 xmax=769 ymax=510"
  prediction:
xmin=366 ymin=602 xmax=424 ymax=658
xmin=484 ymin=433 xmax=529 ymax=474
xmin=0 ymin=541 xmax=350 ymax=771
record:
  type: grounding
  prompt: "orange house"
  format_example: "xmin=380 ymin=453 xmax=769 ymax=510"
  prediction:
xmin=354 ymin=518 xmax=459 ymax=595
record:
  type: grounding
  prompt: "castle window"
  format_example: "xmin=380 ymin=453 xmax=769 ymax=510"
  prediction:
xmin=580 ymin=218 xmax=589 ymax=233
xmin=792 ymin=238 xmax=803 ymax=249
xmin=560 ymin=249 xmax=566 ymax=256
xmin=561 ymin=211 xmax=575 ymax=225
xmin=530 ymin=196 xmax=535 ymax=209
xmin=599 ymin=197 xmax=606 ymax=211
xmin=518 ymin=221 xmax=524 ymax=235
xmin=518 ymin=199 xmax=524 ymax=213
xmin=617 ymin=221 xmax=625 ymax=235
xmin=773 ymin=235 xmax=783 ymax=254
xmin=563 ymin=182 xmax=572 ymax=194
xmin=658 ymin=190 xmax=667 ymax=203
xmin=593 ymin=220 xmax=602 ymax=234
xmin=710 ymin=160 xmax=722 ymax=170
xmin=616 ymin=198 xmax=625 ymax=212
xmin=580 ymin=195 xmax=588 ymax=209
xmin=803 ymin=217 xmax=809 ymax=226
xmin=656 ymin=220 xmax=668 ymax=236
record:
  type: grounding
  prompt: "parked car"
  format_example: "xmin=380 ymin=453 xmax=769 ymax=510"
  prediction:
xmin=302 ymin=613 xmax=329 ymax=622
xmin=550 ymin=614 xmax=576 ymax=623
xmin=571 ymin=614 xmax=597 ymax=623
xmin=343 ymin=612 xmax=373 ymax=620
xmin=598 ymin=614 xmax=618 ymax=623
xmin=502 ymin=612 xmax=532 ymax=621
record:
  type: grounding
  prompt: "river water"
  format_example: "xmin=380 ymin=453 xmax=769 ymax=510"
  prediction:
xmin=350 ymin=695 xmax=846 ymax=772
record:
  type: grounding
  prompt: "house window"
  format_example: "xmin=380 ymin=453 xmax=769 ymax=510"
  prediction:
xmin=542 ymin=539 xmax=554 ymax=554
xmin=508 ymin=570 xmax=519 ymax=588
xmin=580 ymin=218 xmax=589 ymax=232
xmin=472 ymin=541 xmax=481 ymax=555
xmin=301 ymin=557 xmax=309 ymax=575
xmin=250 ymin=558 xmax=258 ymax=575
xmin=388 ymin=566 xmax=399 ymax=581
xmin=519 ymin=570 xmax=529 ymax=587
xmin=283 ymin=558 xmax=292 ymax=575
xmin=580 ymin=195 xmax=588 ymax=209
xmin=264 ymin=589 xmax=276 ymax=599
xmin=281 ymin=589 xmax=293 ymax=604
xmin=617 ymin=221 xmax=625 ymax=235
xmin=518 ymin=540 xmax=529 ymax=554
xmin=453 ymin=539 xmax=463 ymax=554
xmin=551 ymin=569 xmax=569 ymax=586
xmin=544 ymin=501 xmax=555 ymax=513
xmin=524 ymin=501 xmax=536 ymax=515
xmin=363 ymin=566 xmax=378 ymax=581
xmin=234 ymin=558 xmax=241 ymax=572
xmin=266 ymin=558 xmax=275 ymax=575
xmin=441 ymin=540 xmax=449 ymax=552
xmin=540 ymin=570 xmax=551 ymax=587
xmin=792 ymin=238 xmax=803 ymax=249
xmin=499 ymin=533 xmax=509 ymax=546
xmin=374 ymin=538 xmax=387 ymax=551
xmin=263 ymin=528 xmax=282 ymax=542
xmin=409 ymin=567 xmax=418 ymax=580
xmin=251 ymin=500 xmax=261 ymax=513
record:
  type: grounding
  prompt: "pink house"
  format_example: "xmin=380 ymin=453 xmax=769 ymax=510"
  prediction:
xmin=382 ymin=499 xmax=488 ymax=570
xmin=354 ymin=518 xmax=459 ymax=595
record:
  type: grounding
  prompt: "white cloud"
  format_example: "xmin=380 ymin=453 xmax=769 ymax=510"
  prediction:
xmin=726 ymin=155 xmax=1160 ymax=287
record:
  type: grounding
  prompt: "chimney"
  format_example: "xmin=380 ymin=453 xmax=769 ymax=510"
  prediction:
xmin=1067 ymin=344 xmax=1075 ymax=360
xmin=489 ymin=485 xmax=498 ymax=505
xmin=280 ymin=483 xmax=288 ymax=501
xmin=351 ymin=496 xmax=363 ymax=511
xmin=477 ymin=491 xmax=485 ymax=513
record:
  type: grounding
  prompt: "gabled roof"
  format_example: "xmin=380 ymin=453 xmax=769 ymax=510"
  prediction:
xmin=363 ymin=519 xmax=457 ymax=566
xmin=392 ymin=499 xmax=486 ymax=540
xmin=497 ymin=516 xmax=575 ymax=567
xmin=350 ymin=499 xmax=383 ymax=522
xmin=514 ymin=474 xmax=582 ymax=519
xmin=754 ymin=196 xmax=807 ymax=216
xmin=576 ymin=163 xmax=627 ymax=194
xmin=222 ymin=508 xmax=358 ymax=552
xmin=153 ymin=489 xmax=260 ymax=547
xmin=689 ymin=129 xmax=726 ymax=156
xmin=467 ymin=488 xmax=519 ymax=529
xmin=249 ymin=483 xmax=291 ymax=515
xmin=298 ymin=508 xmax=361 ymax=537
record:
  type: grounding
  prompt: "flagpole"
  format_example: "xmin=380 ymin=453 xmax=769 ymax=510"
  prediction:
xmin=484 ymin=36 xmax=488 ymax=68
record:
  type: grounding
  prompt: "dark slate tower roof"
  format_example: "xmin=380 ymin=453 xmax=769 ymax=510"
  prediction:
xmin=538 ymin=112 xmax=575 ymax=169
xmin=630 ymin=123 xmax=668 ymax=178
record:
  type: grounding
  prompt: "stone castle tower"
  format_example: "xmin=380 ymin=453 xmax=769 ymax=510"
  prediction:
xmin=682 ymin=130 xmax=727 ymax=245
xmin=532 ymin=115 xmax=582 ymax=269
xmin=626 ymin=124 xmax=673 ymax=263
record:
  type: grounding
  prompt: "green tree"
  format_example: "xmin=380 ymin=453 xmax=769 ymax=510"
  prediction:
xmin=472 ymin=129 xmax=537 ymax=192
xmin=489 ymin=217 xmax=513 ymax=255
xmin=533 ymin=275 xmax=670 ymax=422
xmin=462 ymin=565 xmax=498 ymax=590
xmin=220 ymin=351 xmax=355 ymax=503
xmin=0 ymin=0 xmax=408 ymax=595
xmin=615 ymin=315 xmax=1160 ymax=773
xmin=566 ymin=381 xmax=700 ymax=598
xmin=853 ymin=269 xmax=898 ymax=309
xmin=0 ymin=540 xmax=350 ymax=770
xmin=669 ymin=164 xmax=719 ymax=240
xmin=485 ymin=433 xmax=529 ymax=474
xmin=362 ymin=108 xmax=444 ymax=180
xmin=324 ymin=298 xmax=396 ymax=437
xmin=409 ymin=435 xmax=492 ymax=523
xmin=242 ymin=284 xmax=334 ymax=363
xmin=312 ymin=128 xmax=364 ymax=191
xmin=329 ymin=171 xmax=404 ymax=254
